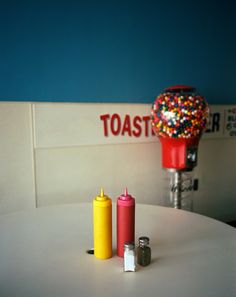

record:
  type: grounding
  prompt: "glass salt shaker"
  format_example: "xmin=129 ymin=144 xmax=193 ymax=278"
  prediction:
xmin=124 ymin=242 xmax=136 ymax=272
xmin=137 ymin=236 xmax=151 ymax=266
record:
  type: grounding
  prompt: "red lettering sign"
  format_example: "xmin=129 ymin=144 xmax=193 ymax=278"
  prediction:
xmin=100 ymin=113 xmax=154 ymax=137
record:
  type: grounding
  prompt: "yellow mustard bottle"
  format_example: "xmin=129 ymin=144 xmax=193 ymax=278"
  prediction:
xmin=93 ymin=188 xmax=112 ymax=259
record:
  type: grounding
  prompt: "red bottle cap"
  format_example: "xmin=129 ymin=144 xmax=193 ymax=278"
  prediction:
xmin=117 ymin=188 xmax=135 ymax=206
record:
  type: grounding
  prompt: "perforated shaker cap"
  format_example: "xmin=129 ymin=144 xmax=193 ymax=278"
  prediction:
xmin=139 ymin=236 xmax=150 ymax=246
xmin=124 ymin=242 xmax=135 ymax=250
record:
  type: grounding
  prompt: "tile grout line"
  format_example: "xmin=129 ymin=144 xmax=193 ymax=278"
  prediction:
xmin=30 ymin=103 xmax=39 ymax=208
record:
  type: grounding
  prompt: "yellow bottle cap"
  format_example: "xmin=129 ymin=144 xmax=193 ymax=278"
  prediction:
xmin=95 ymin=188 xmax=107 ymax=201
xmin=94 ymin=188 xmax=111 ymax=206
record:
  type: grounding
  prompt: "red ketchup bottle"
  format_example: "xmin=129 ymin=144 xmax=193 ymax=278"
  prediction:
xmin=117 ymin=188 xmax=135 ymax=257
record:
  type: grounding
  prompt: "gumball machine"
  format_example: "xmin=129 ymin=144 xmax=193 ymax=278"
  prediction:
xmin=151 ymin=85 xmax=209 ymax=210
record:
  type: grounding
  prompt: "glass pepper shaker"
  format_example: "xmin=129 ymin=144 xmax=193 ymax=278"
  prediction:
xmin=137 ymin=236 xmax=151 ymax=266
xmin=124 ymin=242 xmax=136 ymax=272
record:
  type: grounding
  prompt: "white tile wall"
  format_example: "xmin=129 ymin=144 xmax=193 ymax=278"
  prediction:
xmin=0 ymin=102 xmax=236 ymax=222
xmin=34 ymin=142 xmax=162 ymax=207
xmin=194 ymin=139 xmax=236 ymax=222
xmin=0 ymin=103 xmax=36 ymax=214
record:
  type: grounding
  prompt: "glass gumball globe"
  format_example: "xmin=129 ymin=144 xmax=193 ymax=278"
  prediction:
xmin=151 ymin=86 xmax=209 ymax=139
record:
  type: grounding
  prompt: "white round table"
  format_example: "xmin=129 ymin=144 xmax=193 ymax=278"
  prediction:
xmin=0 ymin=203 xmax=235 ymax=297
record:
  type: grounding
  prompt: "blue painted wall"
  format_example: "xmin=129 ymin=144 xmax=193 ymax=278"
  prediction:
xmin=0 ymin=0 xmax=235 ymax=103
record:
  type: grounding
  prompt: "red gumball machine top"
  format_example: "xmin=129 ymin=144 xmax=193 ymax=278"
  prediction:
xmin=151 ymin=85 xmax=209 ymax=170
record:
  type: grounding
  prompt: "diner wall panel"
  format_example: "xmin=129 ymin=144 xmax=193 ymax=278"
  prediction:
xmin=34 ymin=143 xmax=162 ymax=207
xmin=0 ymin=103 xmax=36 ymax=214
